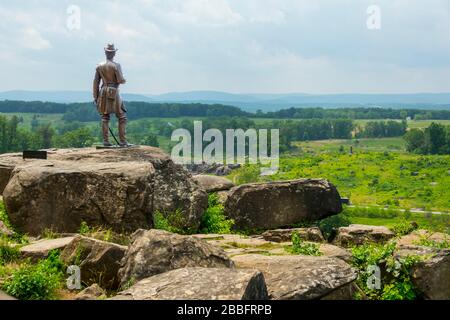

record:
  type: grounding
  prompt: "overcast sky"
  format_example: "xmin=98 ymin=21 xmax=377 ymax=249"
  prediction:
xmin=1 ymin=0 xmax=450 ymax=94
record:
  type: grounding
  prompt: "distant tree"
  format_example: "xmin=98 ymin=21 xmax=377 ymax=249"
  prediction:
xmin=142 ymin=134 xmax=159 ymax=147
xmin=423 ymin=123 xmax=446 ymax=154
xmin=36 ymin=124 xmax=55 ymax=149
xmin=54 ymin=127 xmax=94 ymax=148
xmin=404 ymin=129 xmax=425 ymax=153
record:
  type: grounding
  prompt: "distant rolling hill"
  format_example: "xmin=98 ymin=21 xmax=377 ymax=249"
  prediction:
xmin=0 ymin=90 xmax=154 ymax=104
xmin=1 ymin=90 xmax=450 ymax=112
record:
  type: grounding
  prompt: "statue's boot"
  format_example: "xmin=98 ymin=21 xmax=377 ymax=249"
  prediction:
xmin=118 ymin=112 xmax=128 ymax=146
xmin=102 ymin=114 xmax=112 ymax=146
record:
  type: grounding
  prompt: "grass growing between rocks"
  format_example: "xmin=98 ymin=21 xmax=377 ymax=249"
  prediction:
xmin=78 ymin=222 xmax=131 ymax=246
xmin=285 ymin=233 xmax=323 ymax=256
xmin=0 ymin=238 xmax=20 ymax=266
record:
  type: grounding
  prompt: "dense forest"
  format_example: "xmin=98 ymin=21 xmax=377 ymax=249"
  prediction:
xmin=0 ymin=100 xmax=448 ymax=154
xmin=1 ymin=100 xmax=450 ymax=121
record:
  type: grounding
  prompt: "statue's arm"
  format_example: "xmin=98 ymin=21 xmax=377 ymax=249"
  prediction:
xmin=115 ymin=63 xmax=126 ymax=85
xmin=93 ymin=68 xmax=101 ymax=103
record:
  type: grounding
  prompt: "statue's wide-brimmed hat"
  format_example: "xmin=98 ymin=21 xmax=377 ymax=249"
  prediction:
xmin=104 ymin=43 xmax=118 ymax=52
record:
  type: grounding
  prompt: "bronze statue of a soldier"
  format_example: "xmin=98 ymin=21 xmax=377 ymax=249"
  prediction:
xmin=93 ymin=43 xmax=132 ymax=147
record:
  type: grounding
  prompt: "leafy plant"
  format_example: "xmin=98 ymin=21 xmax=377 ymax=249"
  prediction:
xmin=416 ymin=237 xmax=450 ymax=249
xmin=79 ymin=221 xmax=90 ymax=235
xmin=351 ymin=242 xmax=421 ymax=300
xmin=2 ymin=250 xmax=65 ymax=300
xmin=199 ymin=194 xmax=235 ymax=234
xmin=390 ymin=220 xmax=418 ymax=236
xmin=286 ymin=233 xmax=322 ymax=256
xmin=0 ymin=201 xmax=11 ymax=229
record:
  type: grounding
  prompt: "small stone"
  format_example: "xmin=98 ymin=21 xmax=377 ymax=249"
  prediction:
xmin=75 ymin=284 xmax=106 ymax=300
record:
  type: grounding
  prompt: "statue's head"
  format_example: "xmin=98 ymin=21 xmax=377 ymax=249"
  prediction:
xmin=104 ymin=43 xmax=118 ymax=60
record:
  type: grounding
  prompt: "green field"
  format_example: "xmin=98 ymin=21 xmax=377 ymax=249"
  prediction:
xmin=229 ymin=143 xmax=450 ymax=212
xmin=295 ymin=137 xmax=406 ymax=153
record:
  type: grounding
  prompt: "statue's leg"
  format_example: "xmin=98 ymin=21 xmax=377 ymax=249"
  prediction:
xmin=102 ymin=113 xmax=111 ymax=145
xmin=117 ymin=110 xmax=128 ymax=145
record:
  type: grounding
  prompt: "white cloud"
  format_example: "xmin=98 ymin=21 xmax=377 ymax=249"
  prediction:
xmin=18 ymin=28 xmax=51 ymax=50
xmin=1 ymin=0 xmax=450 ymax=93
xmin=168 ymin=0 xmax=243 ymax=27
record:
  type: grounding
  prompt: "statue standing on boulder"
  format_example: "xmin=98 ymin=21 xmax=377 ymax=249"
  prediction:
xmin=93 ymin=43 xmax=132 ymax=147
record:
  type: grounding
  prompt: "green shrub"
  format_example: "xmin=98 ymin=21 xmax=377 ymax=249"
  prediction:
xmin=0 ymin=239 xmax=20 ymax=265
xmin=2 ymin=250 xmax=65 ymax=300
xmin=199 ymin=194 xmax=234 ymax=234
xmin=318 ymin=213 xmax=351 ymax=241
xmin=232 ymin=165 xmax=261 ymax=185
xmin=390 ymin=220 xmax=418 ymax=236
xmin=351 ymin=242 xmax=421 ymax=300
xmin=286 ymin=233 xmax=322 ymax=256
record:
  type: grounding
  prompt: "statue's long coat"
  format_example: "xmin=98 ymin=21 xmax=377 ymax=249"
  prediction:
xmin=93 ymin=60 xmax=126 ymax=115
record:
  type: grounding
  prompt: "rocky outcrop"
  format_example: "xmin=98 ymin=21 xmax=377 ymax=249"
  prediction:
xmin=74 ymin=284 xmax=107 ymax=301
xmin=224 ymin=179 xmax=342 ymax=230
xmin=261 ymin=227 xmax=325 ymax=243
xmin=395 ymin=245 xmax=450 ymax=300
xmin=112 ymin=268 xmax=268 ymax=300
xmin=397 ymin=230 xmax=448 ymax=247
xmin=20 ymin=237 xmax=76 ymax=261
xmin=232 ymin=254 xmax=356 ymax=300
xmin=193 ymin=175 xmax=234 ymax=193
xmin=1 ymin=147 xmax=207 ymax=236
xmin=333 ymin=224 xmax=395 ymax=248
xmin=61 ymin=235 xmax=127 ymax=289
xmin=118 ymin=230 xmax=234 ymax=286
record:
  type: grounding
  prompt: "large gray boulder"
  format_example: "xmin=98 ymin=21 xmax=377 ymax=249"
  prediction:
xmin=224 ymin=179 xmax=342 ymax=230
xmin=396 ymin=245 xmax=450 ymax=300
xmin=118 ymin=229 xmax=234 ymax=287
xmin=232 ymin=254 xmax=357 ymax=300
xmin=333 ymin=224 xmax=395 ymax=248
xmin=112 ymin=268 xmax=268 ymax=300
xmin=1 ymin=147 xmax=207 ymax=236
xmin=61 ymin=235 xmax=127 ymax=290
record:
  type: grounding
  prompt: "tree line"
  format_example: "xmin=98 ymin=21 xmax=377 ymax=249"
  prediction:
xmin=1 ymin=100 xmax=450 ymax=121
